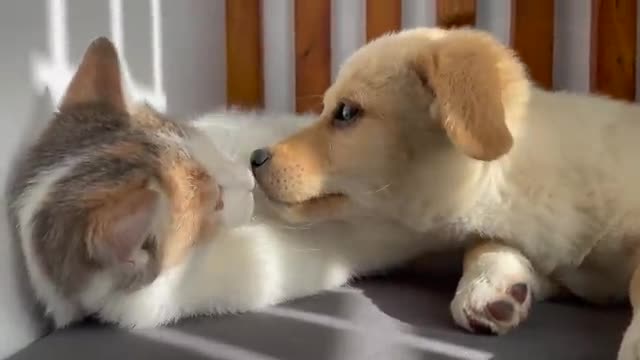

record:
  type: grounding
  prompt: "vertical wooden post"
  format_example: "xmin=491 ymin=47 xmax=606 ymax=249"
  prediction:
xmin=294 ymin=0 xmax=332 ymax=113
xmin=366 ymin=0 xmax=402 ymax=42
xmin=510 ymin=0 xmax=555 ymax=89
xmin=436 ymin=0 xmax=476 ymax=28
xmin=590 ymin=0 xmax=637 ymax=101
xmin=225 ymin=0 xmax=264 ymax=108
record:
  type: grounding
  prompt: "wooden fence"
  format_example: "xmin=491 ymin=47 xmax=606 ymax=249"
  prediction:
xmin=226 ymin=0 xmax=638 ymax=112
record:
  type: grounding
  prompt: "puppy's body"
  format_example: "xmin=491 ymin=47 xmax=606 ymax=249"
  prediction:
xmin=248 ymin=28 xmax=640 ymax=359
xmin=496 ymin=90 xmax=640 ymax=294
xmin=454 ymin=88 xmax=640 ymax=301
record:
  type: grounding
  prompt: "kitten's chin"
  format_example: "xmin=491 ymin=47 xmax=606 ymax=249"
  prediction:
xmin=220 ymin=188 xmax=254 ymax=227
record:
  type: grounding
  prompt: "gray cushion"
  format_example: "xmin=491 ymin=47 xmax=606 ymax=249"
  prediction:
xmin=7 ymin=275 xmax=629 ymax=360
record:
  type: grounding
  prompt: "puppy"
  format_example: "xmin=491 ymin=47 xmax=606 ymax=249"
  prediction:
xmin=251 ymin=27 xmax=640 ymax=359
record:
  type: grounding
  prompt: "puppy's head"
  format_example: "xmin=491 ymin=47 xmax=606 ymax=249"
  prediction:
xmin=252 ymin=27 xmax=529 ymax=226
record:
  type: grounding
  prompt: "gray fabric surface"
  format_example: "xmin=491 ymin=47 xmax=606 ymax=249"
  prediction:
xmin=7 ymin=276 xmax=630 ymax=360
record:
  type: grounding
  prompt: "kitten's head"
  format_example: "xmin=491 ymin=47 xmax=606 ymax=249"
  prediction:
xmin=9 ymin=38 xmax=246 ymax=304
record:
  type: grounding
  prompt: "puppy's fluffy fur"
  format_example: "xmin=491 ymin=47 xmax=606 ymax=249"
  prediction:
xmin=250 ymin=27 xmax=640 ymax=359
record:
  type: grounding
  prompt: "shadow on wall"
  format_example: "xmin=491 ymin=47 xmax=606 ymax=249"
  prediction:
xmin=0 ymin=0 xmax=226 ymax=183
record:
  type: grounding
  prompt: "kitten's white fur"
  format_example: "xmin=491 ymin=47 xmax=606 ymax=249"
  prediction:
xmin=17 ymin=111 xmax=428 ymax=328
xmin=16 ymin=158 xmax=84 ymax=326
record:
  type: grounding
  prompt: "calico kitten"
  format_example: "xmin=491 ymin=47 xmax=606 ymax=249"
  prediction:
xmin=6 ymin=38 xmax=251 ymax=327
xmin=8 ymin=37 xmax=426 ymax=329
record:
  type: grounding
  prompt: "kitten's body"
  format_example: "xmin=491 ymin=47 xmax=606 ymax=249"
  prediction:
xmin=90 ymin=111 xmax=436 ymax=328
xmin=7 ymin=39 xmax=431 ymax=328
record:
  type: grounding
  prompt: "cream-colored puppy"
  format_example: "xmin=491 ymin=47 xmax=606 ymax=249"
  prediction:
xmin=250 ymin=27 xmax=640 ymax=359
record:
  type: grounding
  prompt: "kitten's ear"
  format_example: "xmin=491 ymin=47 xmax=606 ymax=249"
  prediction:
xmin=60 ymin=37 xmax=126 ymax=112
xmin=88 ymin=188 xmax=159 ymax=265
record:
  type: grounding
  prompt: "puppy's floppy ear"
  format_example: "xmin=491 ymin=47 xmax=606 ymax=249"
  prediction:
xmin=416 ymin=31 xmax=514 ymax=161
xmin=60 ymin=37 xmax=126 ymax=112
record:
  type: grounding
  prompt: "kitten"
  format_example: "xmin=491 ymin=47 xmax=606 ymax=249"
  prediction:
xmin=7 ymin=38 xmax=427 ymax=329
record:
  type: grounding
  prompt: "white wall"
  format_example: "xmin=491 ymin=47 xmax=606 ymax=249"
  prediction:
xmin=0 ymin=1 xmax=627 ymax=358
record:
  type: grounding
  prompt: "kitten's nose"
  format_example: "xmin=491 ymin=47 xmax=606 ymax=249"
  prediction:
xmin=250 ymin=148 xmax=271 ymax=169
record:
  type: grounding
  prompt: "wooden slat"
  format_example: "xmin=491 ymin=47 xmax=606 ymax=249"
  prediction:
xmin=366 ymin=0 xmax=402 ymax=42
xmin=590 ymin=0 xmax=637 ymax=101
xmin=294 ymin=0 xmax=331 ymax=113
xmin=225 ymin=0 xmax=263 ymax=108
xmin=510 ymin=0 xmax=555 ymax=89
xmin=436 ymin=0 xmax=476 ymax=28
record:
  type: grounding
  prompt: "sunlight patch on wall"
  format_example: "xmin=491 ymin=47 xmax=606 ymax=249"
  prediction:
xmin=30 ymin=0 xmax=167 ymax=111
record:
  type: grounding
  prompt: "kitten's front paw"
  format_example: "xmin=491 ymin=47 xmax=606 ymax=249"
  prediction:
xmin=450 ymin=275 xmax=531 ymax=335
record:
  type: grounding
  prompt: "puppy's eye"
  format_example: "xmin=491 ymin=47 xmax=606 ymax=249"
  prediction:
xmin=332 ymin=102 xmax=361 ymax=128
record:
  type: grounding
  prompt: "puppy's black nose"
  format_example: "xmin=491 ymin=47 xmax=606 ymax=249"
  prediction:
xmin=250 ymin=148 xmax=272 ymax=168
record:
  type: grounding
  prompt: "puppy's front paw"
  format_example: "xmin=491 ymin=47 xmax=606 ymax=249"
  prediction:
xmin=450 ymin=276 xmax=530 ymax=335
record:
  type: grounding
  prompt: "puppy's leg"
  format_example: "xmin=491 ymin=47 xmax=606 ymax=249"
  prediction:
xmin=450 ymin=242 xmax=556 ymax=335
xmin=617 ymin=265 xmax=640 ymax=360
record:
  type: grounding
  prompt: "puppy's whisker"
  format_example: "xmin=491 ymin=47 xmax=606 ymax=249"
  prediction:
xmin=369 ymin=183 xmax=392 ymax=194
xmin=274 ymin=222 xmax=317 ymax=230
xmin=285 ymin=247 xmax=321 ymax=253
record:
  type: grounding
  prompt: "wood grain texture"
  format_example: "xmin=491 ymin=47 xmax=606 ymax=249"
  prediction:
xmin=226 ymin=0 xmax=263 ymax=108
xmin=366 ymin=0 xmax=402 ymax=42
xmin=436 ymin=0 xmax=476 ymax=28
xmin=294 ymin=0 xmax=331 ymax=113
xmin=590 ymin=0 xmax=637 ymax=101
xmin=510 ymin=0 xmax=555 ymax=89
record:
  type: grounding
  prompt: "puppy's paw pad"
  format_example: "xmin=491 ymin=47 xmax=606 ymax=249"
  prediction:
xmin=466 ymin=313 xmax=497 ymax=335
xmin=486 ymin=299 xmax=515 ymax=322
xmin=508 ymin=283 xmax=529 ymax=304
xmin=451 ymin=279 xmax=530 ymax=335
